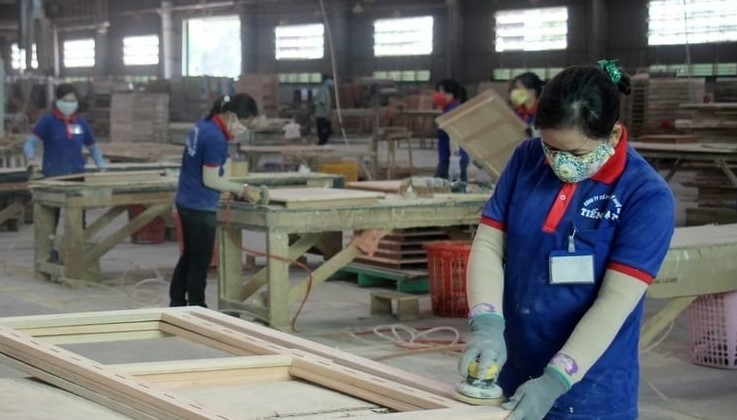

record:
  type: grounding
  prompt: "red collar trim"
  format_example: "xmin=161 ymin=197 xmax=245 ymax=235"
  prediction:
xmin=53 ymin=108 xmax=77 ymax=122
xmin=591 ymin=126 xmax=628 ymax=184
xmin=516 ymin=102 xmax=538 ymax=118
xmin=212 ymin=114 xmax=233 ymax=141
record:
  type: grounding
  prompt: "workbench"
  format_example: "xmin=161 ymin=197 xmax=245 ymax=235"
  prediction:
xmin=97 ymin=142 xmax=182 ymax=163
xmin=0 ymin=168 xmax=31 ymax=230
xmin=30 ymin=171 xmax=178 ymax=282
xmin=215 ymin=193 xmax=489 ymax=329
xmin=641 ymin=223 xmax=737 ymax=349
xmin=632 ymin=141 xmax=737 ymax=186
xmin=241 ymin=144 xmax=375 ymax=179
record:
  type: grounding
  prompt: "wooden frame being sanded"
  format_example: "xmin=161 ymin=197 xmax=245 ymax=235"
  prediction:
xmin=0 ymin=307 xmax=508 ymax=419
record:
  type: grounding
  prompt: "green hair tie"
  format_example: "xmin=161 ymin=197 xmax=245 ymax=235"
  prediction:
xmin=597 ymin=59 xmax=622 ymax=84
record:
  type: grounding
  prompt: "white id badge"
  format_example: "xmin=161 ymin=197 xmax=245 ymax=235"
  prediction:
xmin=548 ymin=228 xmax=595 ymax=285
xmin=69 ymin=124 xmax=83 ymax=135
xmin=549 ymin=250 xmax=595 ymax=285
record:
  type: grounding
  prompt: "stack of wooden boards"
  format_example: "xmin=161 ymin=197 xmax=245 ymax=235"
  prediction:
xmin=169 ymin=76 xmax=232 ymax=122
xmin=682 ymin=167 xmax=737 ymax=226
xmin=677 ymin=103 xmax=737 ymax=142
xmin=715 ymin=79 xmax=737 ymax=103
xmin=620 ymin=76 xmax=706 ymax=138
xmin=237 ymin=74 xmax=280 ymax=118
xmin=110 ymin=93 xmax=170 ymax=143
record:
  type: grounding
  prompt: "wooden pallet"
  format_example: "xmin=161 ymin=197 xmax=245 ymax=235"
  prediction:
xmin=338 ymin=262 xmax=430 ymax=293
xmin=354 ymin=228 xmax=451 ymax=270
xmin=0 ymin=308 xmax=505 ymax=419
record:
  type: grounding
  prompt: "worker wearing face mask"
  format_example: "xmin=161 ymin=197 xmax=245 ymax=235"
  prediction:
xmin=314 ymin=74 xmax=334 ymax=145
xmin=433 ymin=78 xmax=470 ymax=183
xmin=460 ymin=61 xmax=675 ymax=419
xmin=508 ymin=72 xmax=544 ymax=137
xmin=171 ymin=94 xmax=265 ymax=308
xmin=24 ymin=83 xmax=106 ymax=179
xmin=23 ymin=83 xmax=106 ymax=265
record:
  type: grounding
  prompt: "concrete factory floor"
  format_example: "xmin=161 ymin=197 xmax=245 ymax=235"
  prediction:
xmin=0 ymin=141 xmax=735 ymax=419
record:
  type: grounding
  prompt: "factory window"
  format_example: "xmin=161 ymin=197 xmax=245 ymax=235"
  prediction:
xmin=373 ymin=70 xmax=431 ymax=82
xmin=63 ymin=39 xmax=96 ymax=68
xmin=184 ymin=15 xmax=241 ymax=78
xmin=649 ymin=62 xmax=737 ymax=77
xmin=10 ymin=43 xmax=38 ymax=70
xmin=494 ymin=7 xmax=568 ymax=52
xmin=275 ymin=23 xmax=325 ymax=60
xmin=373 ymin=16 xmax=434 ymax=57
xmin=278 ymin=73 xmax=322 ymax=84
xmin=648 ymin=0 xmax=737 ymax=45
xmin=123 ymin=35 xmax=160 ymax=66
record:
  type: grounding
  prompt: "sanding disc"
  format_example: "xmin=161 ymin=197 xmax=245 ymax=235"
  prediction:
xmin=453 ymin=390 xmax=505 ymax=406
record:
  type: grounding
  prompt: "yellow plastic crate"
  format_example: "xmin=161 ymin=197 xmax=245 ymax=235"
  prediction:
xmin=318 ymin=160 xmax=359 ymax=183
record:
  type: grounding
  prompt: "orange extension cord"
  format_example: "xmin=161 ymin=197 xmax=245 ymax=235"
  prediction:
xmin=223 ymin=198 xmax=314 ymax=331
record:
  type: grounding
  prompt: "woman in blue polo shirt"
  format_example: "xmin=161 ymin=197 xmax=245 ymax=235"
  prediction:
xmin=459 ymin=61 xmax=675 ymax=419
xmin=433 ymin=79 xmax=470 ymax=183
xmin=508 ymin=72 xmax=543 ymax=137
xmin=24 ymin=83 xmax=106 ymax=262
xmin=170 ymin=94 xmax=263 ymax=308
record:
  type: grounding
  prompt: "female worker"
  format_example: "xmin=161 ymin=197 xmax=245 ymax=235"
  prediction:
xmin=508 ymin=72 xmax=543 ymax=136
xmin=433 ymin=79 xmax=469 ymax=183
xmin=459 ymin=61 xmax=675 ymax=419
xmin=170 ymin=94 xmax=264 ymax=308
xmin=24 ymin=83 xmax=106 ymax=262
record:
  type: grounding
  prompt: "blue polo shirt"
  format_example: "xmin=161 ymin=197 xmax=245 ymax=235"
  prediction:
xmin=481 ymin=128 xmax=674 ymax=419
xmin=175 ymin=115 xmax=231 ymax=212
xmin=33 ymin=109 xmax=95 ymax=178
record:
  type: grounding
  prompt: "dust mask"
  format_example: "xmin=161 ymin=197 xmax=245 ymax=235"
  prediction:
xmin=541 ymin=139 xmax=615 ymax=183
xmin=509 ymin=89 xmax=531 ymax=107
xmin=228 ymin=117 xmax=248 ymax=137
xmin=56 ymin=100 xmax=78 ymax=116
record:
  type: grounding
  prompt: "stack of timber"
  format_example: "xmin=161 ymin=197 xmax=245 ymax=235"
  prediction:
xmin=87 ymin=80 xmax=132 ymax=137
xmin=169 ymin=76 xmax=232 ymax=122
xmin=644 ymin=78 xmax=705 ymax=134
xmin=110 ymin=93 xmax=170 ymax=143
xmin=715 ymin=79 xmax=737 ymax=103
xmin=354 ymin=228 xmax=451 ymax=270
xmin=682 ymin=168 xmax=737 ymax=226
xmin=676 ymin=103 xmax=737 ymax=142
xmin=621 ymin=74 xmax=649 ymax=137
xmin=237 ymin=74 xmax=280 ymax=118
xmin=403 ymin=89 xmax=437 ymax=138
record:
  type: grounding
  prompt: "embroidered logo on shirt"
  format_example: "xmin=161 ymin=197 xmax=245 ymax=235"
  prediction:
xmin=580 ymin=194 xmax=622 ymax=221
xmin=186 ymin=127 xmax=199 ymax=157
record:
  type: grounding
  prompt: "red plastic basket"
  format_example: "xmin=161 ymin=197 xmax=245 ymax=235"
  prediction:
xmin=424 ymin=240 xmax=472 ymax=318
xmin=173 ymin=210 xmax=218 ymax=269
xmin=688 ymin=291 xmax=737 ymax=369
xmin=127 ymin=205 xmax=166 ymax=245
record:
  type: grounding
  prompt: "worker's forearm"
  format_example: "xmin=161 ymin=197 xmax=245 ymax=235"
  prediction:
xmin=24 ymin=135 xmax=40 ymax=161
xmin=466 ymin=224 xmax=505 ymax=319
xmin=87 ymin=144 xmax=105 ymax=168
xmin=202 ymin=165 xmax=243 ymax=194
xmin=550 ymin=270 xmax=647 ymax=385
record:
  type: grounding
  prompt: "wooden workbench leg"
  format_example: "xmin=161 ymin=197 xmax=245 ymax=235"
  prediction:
xmin=61 ymin=207 xmax=85 ymax=281
xmin=640 ymin=296 xmax=697 ymax=350
xmin=266 ymin=232 xmax=290 ymax=329
xmin=716 ymin=159 xmax=737 ymax=188
xmin=218 ymin=225 xmax=243 ymax=305
xmin=370 ymin=137 xmax=379 ymax=180
xmin=33 ymin=203 xmax=56 ymax=281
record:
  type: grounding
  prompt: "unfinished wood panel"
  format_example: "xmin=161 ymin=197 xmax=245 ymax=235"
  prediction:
xmin=267 ymin=188 xmax=384 ymax=209
xmin=110 ymin=93 xmax=170 ymax=143
xmin=436 ymin=88 xmax=528 ymax=178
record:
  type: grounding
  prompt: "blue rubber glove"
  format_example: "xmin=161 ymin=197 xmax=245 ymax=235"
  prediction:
xmin=88 ymin=144 xmax=106 ymax=170
xmin=502 ymin=366 xmax=571 ymax=420
xmin=458 ymin=314 xmax=506 ymax=379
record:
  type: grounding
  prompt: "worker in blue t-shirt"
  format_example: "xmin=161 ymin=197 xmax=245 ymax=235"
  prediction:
xmin=24 ymin=83 xmax=106 ymax=264
xmin=170 ymin=94 xmax=264 ymax=308
xmin=433 ymin=79 xmax=469 ymax=183
xmin=508 ymin=72 xmax=543 ymax=137
xmin=459 ymin=61 xmax=675 ymax=419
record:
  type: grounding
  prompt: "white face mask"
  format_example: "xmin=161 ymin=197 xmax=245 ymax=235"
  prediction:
xmin=228 ymin=118 xmax=248 ymax=137
xmin=56 ymin=100 xmax=78 ymax=116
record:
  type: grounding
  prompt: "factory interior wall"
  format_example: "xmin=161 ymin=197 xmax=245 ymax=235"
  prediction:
xmin=1 ymin=0 xmax=737 ymax=82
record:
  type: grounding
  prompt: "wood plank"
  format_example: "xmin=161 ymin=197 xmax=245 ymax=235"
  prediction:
xmin=18 ymin=321 xmax=162 ymax=337
xmin=267 ymin=188 xmax=384 ymax=209
xmin=0 ymin=324 xmax=233 ymax=419
xmin=186 ymin=308 xmax=457 ymax=397
xmin=84 ymin=206 xmax=128 ymax=241
xmin=363 ymin=406 xmax=508 ymax=419
xmin=0 ymin=308 xmax=166 ymax=330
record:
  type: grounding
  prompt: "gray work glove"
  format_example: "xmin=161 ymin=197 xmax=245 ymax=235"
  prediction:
xmin=458 ymin=314 xmax=507 ymax=379
xmin=502 ymin=366 xmax=571 ymax=420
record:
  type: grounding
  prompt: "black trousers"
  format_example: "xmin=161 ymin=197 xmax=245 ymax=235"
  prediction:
xmin=169 ymin=205 xmax=216 ymax=307
xmin=316 ymin=117 xmax=332 ymax=145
